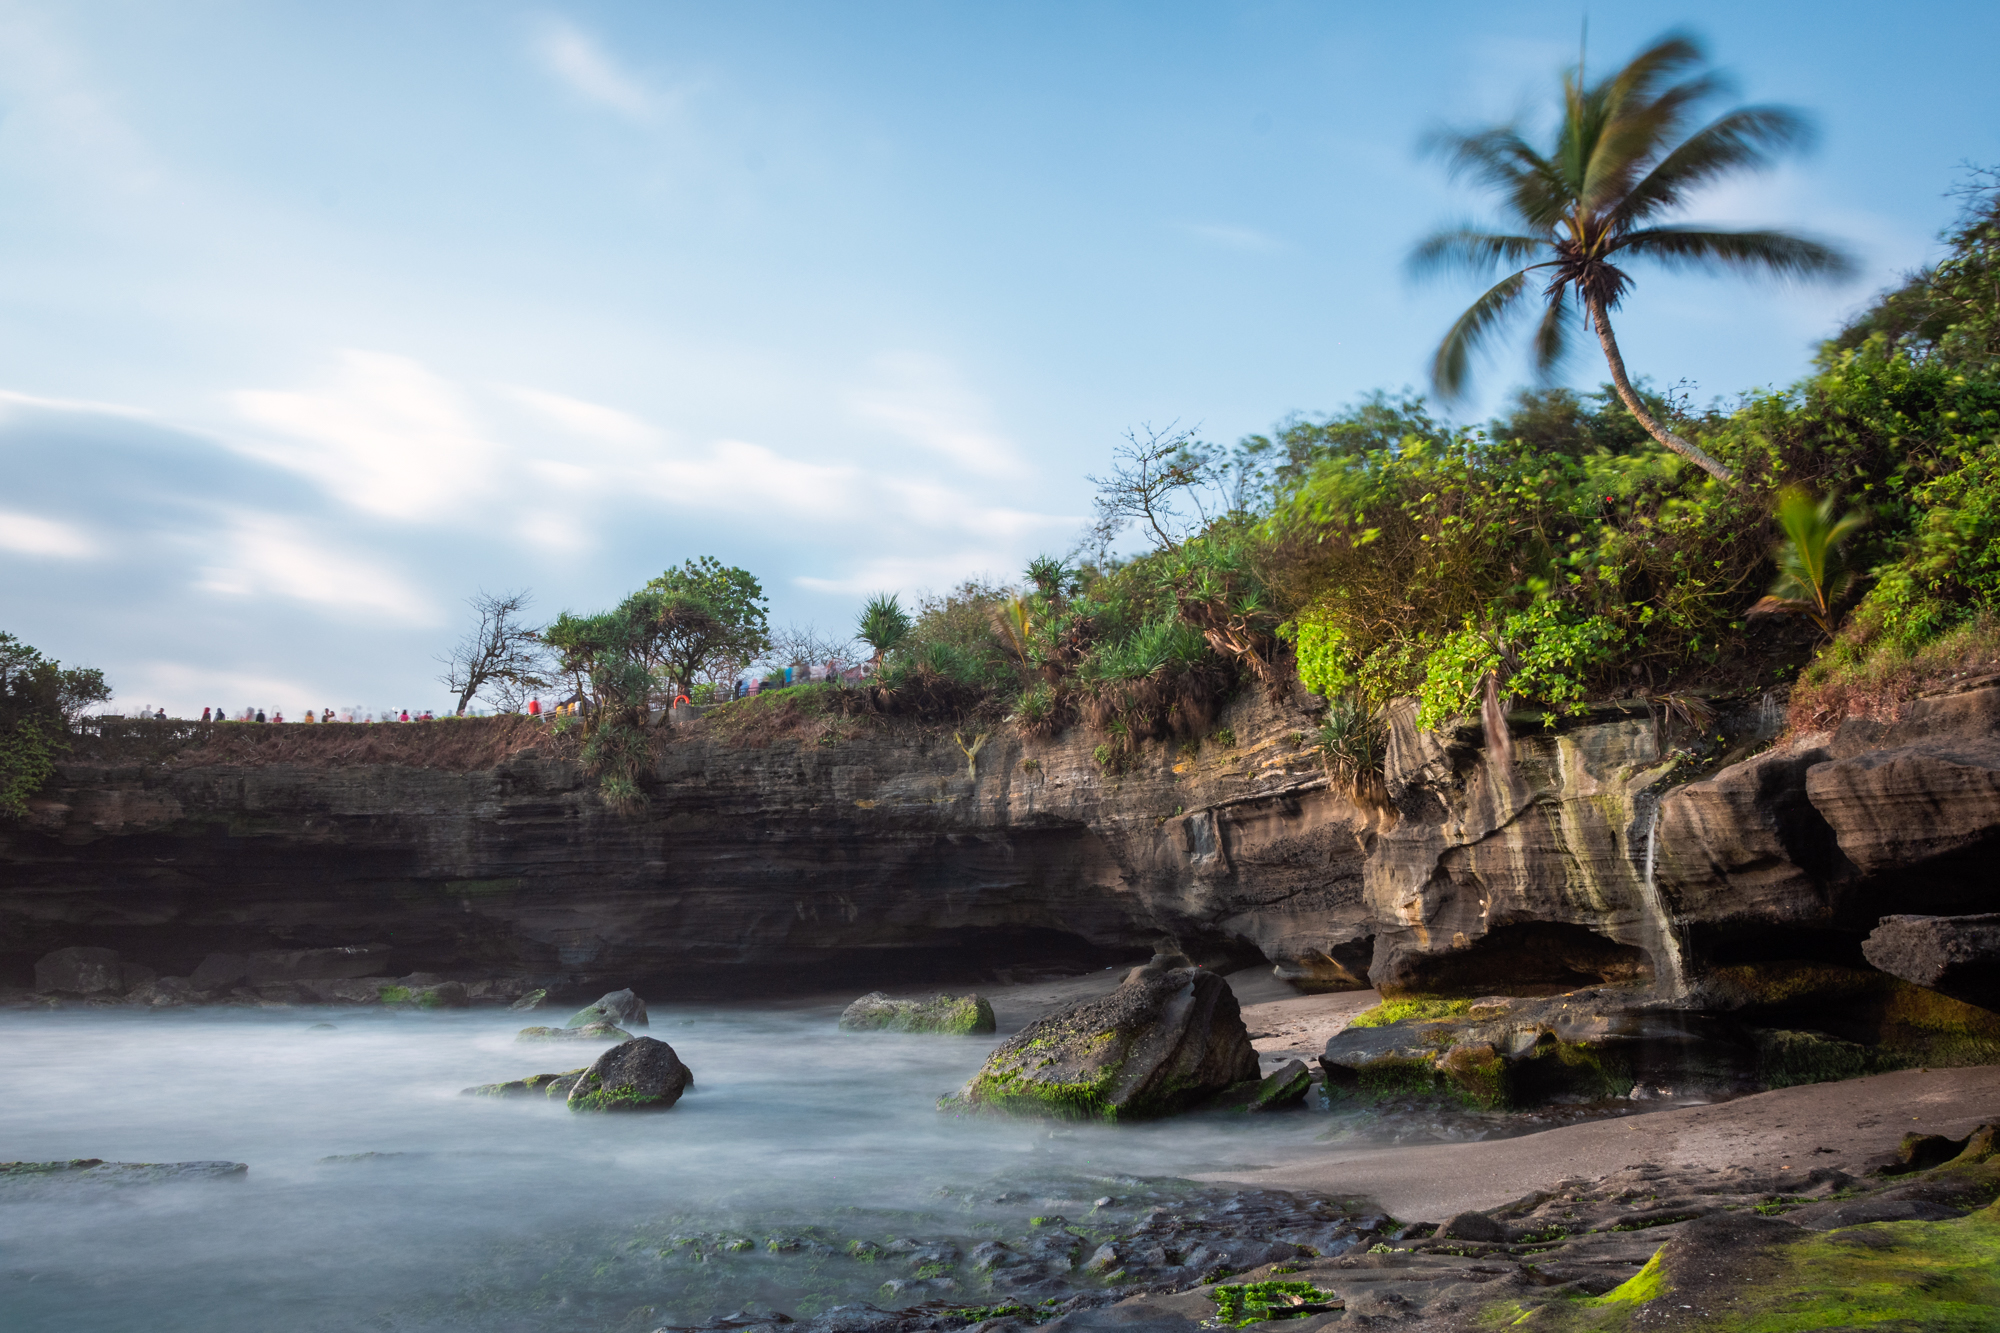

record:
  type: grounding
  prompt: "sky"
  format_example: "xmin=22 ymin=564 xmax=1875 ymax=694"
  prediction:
xmin=1 ymin=1 xmax=1996 ymax=717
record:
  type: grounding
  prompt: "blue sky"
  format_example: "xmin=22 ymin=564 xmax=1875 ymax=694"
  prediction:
xmin=2 ymin=1 xmax=1996 ymax=716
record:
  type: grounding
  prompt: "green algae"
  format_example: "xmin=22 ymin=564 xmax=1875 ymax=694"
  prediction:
xmin=1493 ymin=1204 xmax=2000 ymax=1330
xmin=1208 ymin=1279 xmax=1341 ymax=1326
xmin=1347 ymin=997 xmax=1476 ymax=1029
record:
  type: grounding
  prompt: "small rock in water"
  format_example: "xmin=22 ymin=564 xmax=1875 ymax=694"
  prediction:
xmin=462 ymin=1068 xmax=587 ymax=1099
xmin=308 ymin=1022 xmax=337 ymax=1031
xmin=508 ymin=987 xmax=549 ymax=1012
xmin=567 ymin=1036 xmax=692 ymax=1112
xmin=0 ymin=1159 xmax=247 ymax=1197
xmin=564 ymin=988 xmax=648 ymax=1029
xmin=516 ymin=1022 xmax=630 ymax=1042
xmin=838 ymin=991 xmax=996 ymax=1034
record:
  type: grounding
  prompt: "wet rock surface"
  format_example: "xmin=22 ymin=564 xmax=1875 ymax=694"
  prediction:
xmin=461 ymin=1067 xmax=588 ymax=1099
xmin=677 ymin=1121 xmax=2000 ymax=1332
xmin=841 ymin=992 xmax=997 ymax=1035
xmin=954 ymin=969 xmax=1259 ymax=1121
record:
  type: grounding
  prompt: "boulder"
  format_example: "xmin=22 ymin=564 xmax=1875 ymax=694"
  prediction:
xmin=838 ymin=991 xmax=996 ymax=1034
xmin=508 ymin=987 xmax=550 ymax=1012
xmin=567 ymin=1036 xmax=693 ymax=1112
xmin=34 ymin=947 xmax=126 ymax=995
xmin=377 ymin=978 xmax=470 ymax=1009
xmin=516 ymin=1022 xmax=630 ymax=1042
xmin=1203 ymin=1058 xmax=1315 ymax=1113
xmin=565 ymin=988 xmax=648 ymax=1029
xmin=462 ymin=1068 xmax=587 ymax=1099
xmin=189 ymin=953 xmax=250 ymax=991
xmin=1862 ymin=914 xmax=2000 ymax=1011
xmin=951 ymin=967 xmax=1259 ymax=1121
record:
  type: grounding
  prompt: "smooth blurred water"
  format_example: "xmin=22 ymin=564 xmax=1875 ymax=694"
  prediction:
xmin=0 ymin=1003 xmax=1337 ymax=1332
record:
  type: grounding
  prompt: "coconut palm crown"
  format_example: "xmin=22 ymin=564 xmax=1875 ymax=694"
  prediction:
xmin=1411 ymin=32 xmax=1855 ymax=482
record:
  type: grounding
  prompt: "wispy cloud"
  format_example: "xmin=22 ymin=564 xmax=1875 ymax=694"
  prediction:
xmin=847 ymin=352 xmax=1024 ymax=478
xmin=229 ymin=351 xmax=504 ymax=522
xmin=1177 ymin=222 xmax=1285 ymax=253
xmin=534 ymin=18 xmax=652 ymax=118
xmin=0 ymin=510 xmax=96 ymax=558
xmin=193 ymin=513 xmax=434 ymax=623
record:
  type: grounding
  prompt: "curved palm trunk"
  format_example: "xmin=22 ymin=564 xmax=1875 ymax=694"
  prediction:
xmin=1586 ymin=295 xmax=1733 ymax=482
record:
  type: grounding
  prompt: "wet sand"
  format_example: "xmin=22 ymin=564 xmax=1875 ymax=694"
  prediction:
xmin=1206 ymin=1063 xmax=2000 ymax=1221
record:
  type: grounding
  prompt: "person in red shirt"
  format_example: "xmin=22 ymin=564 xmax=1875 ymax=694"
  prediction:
xmin=527 ymin=698 xmax=541 ymax=717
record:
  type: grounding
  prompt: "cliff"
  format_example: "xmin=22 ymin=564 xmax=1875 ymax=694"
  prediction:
xmin=5 ymin=681 xmax=1999 ymax=1026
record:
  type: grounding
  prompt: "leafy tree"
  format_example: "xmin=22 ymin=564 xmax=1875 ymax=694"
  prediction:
xmin=1824 ymin=166 xmax=1999 ymax=371
xmin=857 ymin=593 xmax=912 ymax=669
xmin=1410 ymin=30 xmax=1853 ymax=481
xmin=1 ymin=632 xmax=109 ymax=818
xmin=642 ymin=557 xmax=771 ymax=698
xmin=436 ymin=589 xmax=552 ymax=715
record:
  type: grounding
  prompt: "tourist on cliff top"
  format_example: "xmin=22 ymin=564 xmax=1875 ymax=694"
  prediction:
xmin=255 ymin=709 xmax=266 ymax=723
xmin=528 ymin=698 xmax=541 ymax=717
xmin=399 ymin=709 xmax=409 ymax=722
xmin=201 ymin=707 xmax=211 ymax=722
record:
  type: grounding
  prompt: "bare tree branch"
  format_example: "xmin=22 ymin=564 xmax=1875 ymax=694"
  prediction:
xmin=436 ymin=590 xmax=554 ymax=715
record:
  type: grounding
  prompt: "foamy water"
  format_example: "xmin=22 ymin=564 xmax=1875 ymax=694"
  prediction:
xmin=2 ymin=1003 xmax=1338 ymax=1332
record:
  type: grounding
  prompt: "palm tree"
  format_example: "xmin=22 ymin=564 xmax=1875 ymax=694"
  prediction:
xmin=1411 ymin=31 xmax=1855 ymax=482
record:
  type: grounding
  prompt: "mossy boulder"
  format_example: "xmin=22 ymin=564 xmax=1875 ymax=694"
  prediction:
xmin=516 ymin=1022 xmax=630 ymax=1042
xmin=838 ymin=991 xmax=996 ymax=1035
xmin=567 ymin=1036 xmax=692 ymax=1112
xmin=460 ymin=1068 xmax=586 ymax=1099
xmin=563 ymin=987 xmax=648 ymax=1029
xmin=1206 ymin=1057 xmax=1315 ymax=1113
xmin=950 ymin=967 xmax=1258 ymax=1121
xmin=507 ymin=988 xmax=549 ymax=1012
xmin=1320 ymin=989 xmax=1753 ymax=1109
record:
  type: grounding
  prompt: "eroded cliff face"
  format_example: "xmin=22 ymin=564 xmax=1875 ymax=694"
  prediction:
xmin=6 ymin=681 xmax=1999 ymax=1009
xmin=0 ymin=689 xmax=1375 ymax=995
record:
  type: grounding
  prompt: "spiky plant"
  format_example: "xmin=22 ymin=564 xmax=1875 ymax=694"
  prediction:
xmin=856 ymin=593 xmax=912 ymax=670
xmin=1411 ymin=31 xmax=1854 ymax=481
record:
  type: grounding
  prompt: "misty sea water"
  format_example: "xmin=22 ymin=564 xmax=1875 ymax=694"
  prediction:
xmin=1 ymin=1003 xmax=1335 ymax=1332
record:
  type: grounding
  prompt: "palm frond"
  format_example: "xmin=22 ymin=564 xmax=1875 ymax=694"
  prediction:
xmin=1406 ymin=228 xmax=1547 ymax=280
xmin=1617 ymin=226 xmax=1857 ymax=280
xmin=1429 ymin=269 xmax=1530 ymax=400
xmin=1615 ymin=106 xmax=1817 ymax=226
xmin=1529 ymin=288 xmax=1572 ymax=380
xmin=1423 ymin=127 xmax=1568 ymax=229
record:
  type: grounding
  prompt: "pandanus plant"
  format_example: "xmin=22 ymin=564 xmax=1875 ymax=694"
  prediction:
xmin=1411 ymin=31 xmax=1854 ymax=481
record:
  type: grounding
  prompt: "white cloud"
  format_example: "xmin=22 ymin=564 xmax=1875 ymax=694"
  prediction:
xmin=229 ymin=350 xmax=503 ymax=522
xmin=194 ymin=514 xmax=432 ymax=623
xmin=535 ymin=19 xmax=652 ymax=118
xmin=0 ymin=509 xmax=96 ymax=557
